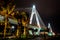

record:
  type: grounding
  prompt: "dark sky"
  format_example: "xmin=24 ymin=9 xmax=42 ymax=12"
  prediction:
xmin=14 ymin=0 xmax=60 ymax=33
xmin=15 ymin=0 xmax=56 ymax=15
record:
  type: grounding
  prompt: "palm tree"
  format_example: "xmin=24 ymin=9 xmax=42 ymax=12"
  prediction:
xmin=21 ymin=12 xmax=28 ymax=37
xmin=0 ymin=4 xmax=16 ymax=37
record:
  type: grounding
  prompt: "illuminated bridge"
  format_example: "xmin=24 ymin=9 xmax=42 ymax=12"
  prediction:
xmin=0 ymin=5 xmax=55 ymax=38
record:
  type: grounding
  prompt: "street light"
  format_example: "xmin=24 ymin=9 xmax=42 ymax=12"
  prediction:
xmin=11 ymin=26 xmax=15 ymax=29
xmin=11 ymin=26 xmax=15 ymax=32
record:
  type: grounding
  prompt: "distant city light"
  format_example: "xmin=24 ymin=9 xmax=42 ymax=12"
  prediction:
xmin=52 ymin=32 xmax=55 ymax=35
xmin=48 ymin=32 xmax=53 ymax=36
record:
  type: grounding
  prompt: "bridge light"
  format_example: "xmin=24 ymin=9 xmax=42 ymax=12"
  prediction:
xmin=33 ymin=5 xmax=35 ymax=9
xmin=48 ymin=32 xmax=53 ymax=36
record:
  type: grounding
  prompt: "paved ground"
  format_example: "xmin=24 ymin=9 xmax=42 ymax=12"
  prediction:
xmin=0 ymin=35 xmax=60 ymax=40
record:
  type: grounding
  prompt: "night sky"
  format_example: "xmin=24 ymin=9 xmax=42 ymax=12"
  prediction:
xmin=0 ymin=0 xmax=60 ymax=33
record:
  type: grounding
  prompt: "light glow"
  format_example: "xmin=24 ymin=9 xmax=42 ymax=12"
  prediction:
xmin=48 ymin=23 xmax=52 ymax=32
xmin=33 ymin=5 xmax=35 ymax=9
xmin=11 ymin=26 xmax=14 ymax=29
